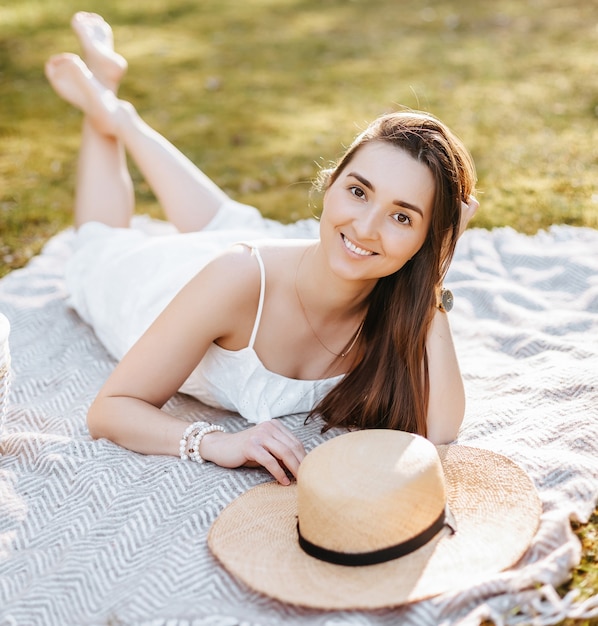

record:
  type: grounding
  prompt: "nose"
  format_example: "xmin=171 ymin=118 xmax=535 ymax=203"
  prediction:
xmin=353 ymin=207 xmax=380 ymax=241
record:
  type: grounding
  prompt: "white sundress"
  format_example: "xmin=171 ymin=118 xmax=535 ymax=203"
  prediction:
xmin=65 ymin=199 xmax=342 ymax=422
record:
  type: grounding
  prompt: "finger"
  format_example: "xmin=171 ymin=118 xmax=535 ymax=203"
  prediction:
xmin=250 ymin=446 xmax=293 ymax=485
xmin=259 ymin=435 xmax=304 ymax=480
xmin=269 ymin=420 xmax=306 ymax=452
xmin=458 ymin=195 xmax=479 ymax=236
xmin=468 ymin=195 xmax=480 ymax=212
xmin=267 ymin=427 xmax=306 ymax=475
xmin=258 ymin=421 xmax=306 ymax=464
xmin=243 ymin=425 xmax=305 ymax=483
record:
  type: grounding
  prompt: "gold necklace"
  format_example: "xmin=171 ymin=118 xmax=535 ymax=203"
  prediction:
xmin=294 ymin=249 xmax=365 ymax=358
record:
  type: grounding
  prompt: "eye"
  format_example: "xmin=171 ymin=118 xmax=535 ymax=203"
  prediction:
xmin=349 ymin=185 xmax=366 ymax=199
xmin=392 ymin=212 xmax=412 ymax=225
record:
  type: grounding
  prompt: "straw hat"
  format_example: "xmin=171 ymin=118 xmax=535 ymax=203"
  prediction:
xmin=208 ymin=430 xmax=541 ymax=609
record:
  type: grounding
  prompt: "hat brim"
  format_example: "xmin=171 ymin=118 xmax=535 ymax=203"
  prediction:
xmin=208 ymin=444 xmax=541 ymax=610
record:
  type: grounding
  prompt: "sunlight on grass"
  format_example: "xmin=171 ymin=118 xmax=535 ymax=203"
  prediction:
xmin=2 ymin=4 xmax=597 ymax=251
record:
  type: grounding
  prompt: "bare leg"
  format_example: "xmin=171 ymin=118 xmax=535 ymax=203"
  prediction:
xmin=114 ymin=107 xmax=231 ymax=232
xmin=44 ymin=52 xmax=132 ymax=228
xmin=69 ymin=13 xmax=132 ymax=228
xmin=50 ymin=14 xmax=230 ymax=232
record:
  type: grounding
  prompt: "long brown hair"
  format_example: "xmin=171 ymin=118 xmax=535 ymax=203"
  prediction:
xmin=311 ymin=110 xmax=476 ymax=436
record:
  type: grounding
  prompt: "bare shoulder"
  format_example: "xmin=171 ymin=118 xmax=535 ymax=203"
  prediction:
xmin=183 ymin=243 xmax=266 ymax=348
xmin=242 ymin=238 xmax=316 ymax=279
xmin=182 ymin=240 xmax=315 ymax=347
xmin=202 ymin=239 xmax=313 ymax=290
xmin=95 ymin=243 xmax=267 ymax=406
xmin=189 ymin=242 xmax=261 ymax=304
xmin=202 ymin=243 xmax=261 ymax=284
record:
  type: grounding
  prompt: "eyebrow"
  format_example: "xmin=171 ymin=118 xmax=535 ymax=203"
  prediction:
xmin=347 ymin=171 xmax=424 ymax=218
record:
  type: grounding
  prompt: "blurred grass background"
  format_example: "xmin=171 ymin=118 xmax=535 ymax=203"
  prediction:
xmin=0 ymin=0 xmax=597 ymax=620
xmin=1 ymin=0 xmax=597 ymax=278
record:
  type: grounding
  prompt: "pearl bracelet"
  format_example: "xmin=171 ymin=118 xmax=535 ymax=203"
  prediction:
xmin=188 ymin=424 xmax=226 ymax=464
xmin=179 ymin=421 xmax=210 ymax=460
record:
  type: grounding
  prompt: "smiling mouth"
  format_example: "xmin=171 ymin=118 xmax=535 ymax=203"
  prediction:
xmin=342 ymin=234 xmax=376 ymax=257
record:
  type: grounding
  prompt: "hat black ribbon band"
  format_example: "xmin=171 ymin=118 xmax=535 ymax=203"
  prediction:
xmin=297 ymin=508 xmax=446 ymax=567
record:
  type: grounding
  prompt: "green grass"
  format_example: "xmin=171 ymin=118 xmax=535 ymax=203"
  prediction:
xmin=2 ymin=0 xmax=598 ymax=279
xmin=1 ymin=0 xmax=597 ymax=621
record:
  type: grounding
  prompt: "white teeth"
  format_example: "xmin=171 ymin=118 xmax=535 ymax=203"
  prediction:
xmin=342 ymin=235 xmax=374 ymax=256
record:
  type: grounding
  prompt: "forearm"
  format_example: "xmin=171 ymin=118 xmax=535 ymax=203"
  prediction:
xmin=425 ymin=309 xmax=465 ymax=444
xmin=87 ymin=397 xmax=306 ymax=484
xmin=87 ymin=395 xmax=186 ymax=456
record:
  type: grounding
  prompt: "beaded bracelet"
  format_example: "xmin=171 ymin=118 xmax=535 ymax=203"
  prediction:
xmin=179 ymin=421 xmax=210 ymax=460
xmin=188 ymin=424 xmax=226 ymax=464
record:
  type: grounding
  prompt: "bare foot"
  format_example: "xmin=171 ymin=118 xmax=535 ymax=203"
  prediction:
xmin=45 ymin=53 xmax=120 ymax=136
xmin=71 ymin=12 xmax=127 ymax=91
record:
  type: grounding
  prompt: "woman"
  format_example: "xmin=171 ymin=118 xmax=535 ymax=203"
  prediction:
xmin=45 ymin=13 xmax=478 ymax=485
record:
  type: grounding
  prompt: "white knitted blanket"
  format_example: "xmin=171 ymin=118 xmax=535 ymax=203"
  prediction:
xmin=1 ymin=225 xmax=597 ymax=626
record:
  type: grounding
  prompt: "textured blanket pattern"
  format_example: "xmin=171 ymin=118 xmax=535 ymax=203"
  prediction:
xmin=0 ymin=225 xmax=597 ymax=626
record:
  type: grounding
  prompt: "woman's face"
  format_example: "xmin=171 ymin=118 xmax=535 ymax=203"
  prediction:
xmin=320 ymin=141 xmax=435 ymax=284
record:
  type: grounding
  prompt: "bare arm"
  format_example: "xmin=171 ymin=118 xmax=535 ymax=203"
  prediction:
xmin=425 ymin=309 xmax=465 ymax=444
xmin=87 ymin=246 xmax=305 ymax=484
xmin=425 ymin=195 xmax=479 ymax=443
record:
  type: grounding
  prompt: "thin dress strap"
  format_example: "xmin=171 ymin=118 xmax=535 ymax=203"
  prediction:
xmin=248 ymin=246 xmax=266 ymax=349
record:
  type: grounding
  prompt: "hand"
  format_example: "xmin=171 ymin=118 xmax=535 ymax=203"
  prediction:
xmin=198 ymin=420 xmax=306 ymax=485
xmin=458 ymin=195 xmax=479 ymax=238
